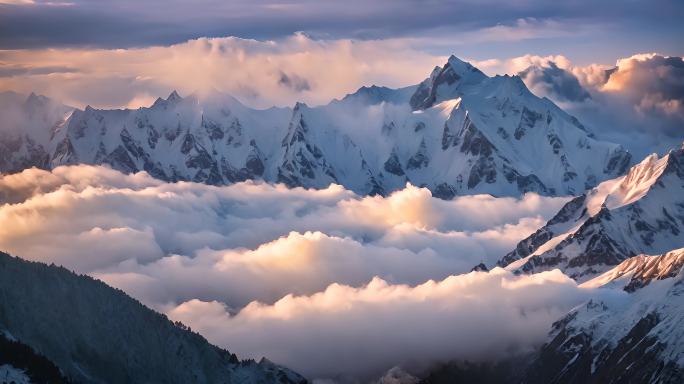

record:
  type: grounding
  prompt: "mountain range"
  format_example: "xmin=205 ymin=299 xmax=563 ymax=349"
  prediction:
xmin=0 ymin=56 xmax=631 ymax=198
xmin=1 ymin=55 xmax=683 ymax=383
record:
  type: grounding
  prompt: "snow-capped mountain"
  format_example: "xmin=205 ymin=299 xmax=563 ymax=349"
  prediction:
xmin=523 ymin=248 xmax=684 ymax=383
xmin=0 ymin=56 xmax=631 ymax=198
xmin=0 ymin=251 xmax=307 ymax=384
xmin=499 ymin=144 xmax=684 ymax=280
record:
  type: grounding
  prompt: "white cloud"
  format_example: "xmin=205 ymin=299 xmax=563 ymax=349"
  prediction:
xmin=0 ymin=165 xmax=568 ymax=309
xmin=0 ymin=165 xmax=624 ymax=381
xmin=0 ymin=34 xmax=444 ymax=109
xmin=168 ymin=268 xmax=617 ymax=381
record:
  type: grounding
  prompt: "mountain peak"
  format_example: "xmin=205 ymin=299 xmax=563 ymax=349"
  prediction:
xmin=167 ymin=90 xmax=182 ymax=102
xmin=24 ymin=92 xmax=49 ymax=107
xmin=500 ymin=143 xmax=684 ymax=281
xmin=410 ymin=54 xmax=487 ymax=110
xmin=293 ymin=101 xmax=308 ymax=111
xmin=446 ymin=55 xmax=482 ymax=76
xmin=611 ymin=145 xmax=684 ymax=206
xmin=336 ymin=84 xmax=415 ymax=106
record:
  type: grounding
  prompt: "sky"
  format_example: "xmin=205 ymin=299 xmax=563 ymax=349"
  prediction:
xmin=0 ymin=0 xmax=682 ymax=63
xmin=0 ymin=2 xmax=683 ymax=381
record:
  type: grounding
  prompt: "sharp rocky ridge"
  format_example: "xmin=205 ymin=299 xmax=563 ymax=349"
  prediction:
xmin=0 ymin=56 xmax=631 ymax=198
xmin=498 ymin=143 xmax=684 ymax=281
xmin=522 ymin=248 xmax=684 ymax=384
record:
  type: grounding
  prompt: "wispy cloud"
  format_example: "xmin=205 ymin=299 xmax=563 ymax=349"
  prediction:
xmin=0 ymin=34 xmax=444 ymax=108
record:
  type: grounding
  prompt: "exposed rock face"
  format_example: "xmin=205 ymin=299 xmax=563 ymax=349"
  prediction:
xmin=498 ymin=147 xmax=684 ymax=280
xmin=523 ymin=249 xmax=684 ymax=384
xmin=410 ymin=56 xmax=487 ymax=111
xmin=0 ymin=251 xmax=308 ymax=384
xmin=0 ymin=56 xmax=631 ymax=199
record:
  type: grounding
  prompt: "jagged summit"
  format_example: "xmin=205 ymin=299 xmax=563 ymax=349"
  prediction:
xmin=151 ymin=90 xmax=186 ymax=109
xmin=445 ymin=55 xmax=485 ymax=77
xmin=167 ymin=90 xmax=182 ymax=102
xmin=409 ymin=56 xmax=487 ymax=110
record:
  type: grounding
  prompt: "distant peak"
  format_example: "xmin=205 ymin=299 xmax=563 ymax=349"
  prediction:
xmin=167 ymin=90 xmax=182 ymax=102
xmin=359 ymin=85 xmax=388 ymax=92
xmin=150 ymin=90 xmax=183 ymax=109
xmin=24 ymin=92 xmax=49 ymax=105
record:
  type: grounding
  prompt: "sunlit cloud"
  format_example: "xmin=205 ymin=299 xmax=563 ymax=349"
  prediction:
xmin=0 ymin=0 xmax=34 ymax=4
xmin=0 ymin=165 xmax=583 ymax=380
xmin=0 ymin=34 xmax=444 ymax=108
xmin=0 ymin=165 xmax=569 ymax=310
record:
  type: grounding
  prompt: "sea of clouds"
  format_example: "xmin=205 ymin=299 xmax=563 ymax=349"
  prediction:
xmin=0 ymin=165 xmax=622 ymax=381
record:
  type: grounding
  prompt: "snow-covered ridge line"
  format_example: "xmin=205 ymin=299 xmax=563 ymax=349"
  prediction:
xmin=499 ymin=144 xmax=684 ymax=280
xmin=523 ymin=247 xmax=684 ymax=383
xmin=0 ymin=56 xmax=630 ymax=199
xmin=581 ymin=247 xmax=684 ymax=291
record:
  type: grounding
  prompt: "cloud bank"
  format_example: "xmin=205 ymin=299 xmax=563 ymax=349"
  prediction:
xmin=0 ymin=165 xmax=568 ymax=308
xmin=0 ymin=165 xmax=623 ymax=380
xmin=169 ymin=269 xmax=614 ymax=381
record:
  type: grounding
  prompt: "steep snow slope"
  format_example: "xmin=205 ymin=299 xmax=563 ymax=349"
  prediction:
xmin=0 ymin=251 xmax=307 ymax=384
xmin=499 ymin=144 xmax=684 ymax=280
xmin=523 ymin=248 xmax=684 ymax=384
xmin=0 ymin=56 xmax=630 ymax=198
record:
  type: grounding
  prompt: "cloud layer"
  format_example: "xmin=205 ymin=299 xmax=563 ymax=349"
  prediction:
xmin=0 ymin=165 xmax=568 ymax=308
xmin=0 ymin=165 xmax=625 ymax=380
xmin=2 ymin=0 xmax=681 ymax=51
xmin=169 ymin=269 xmax=612 ymax=381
